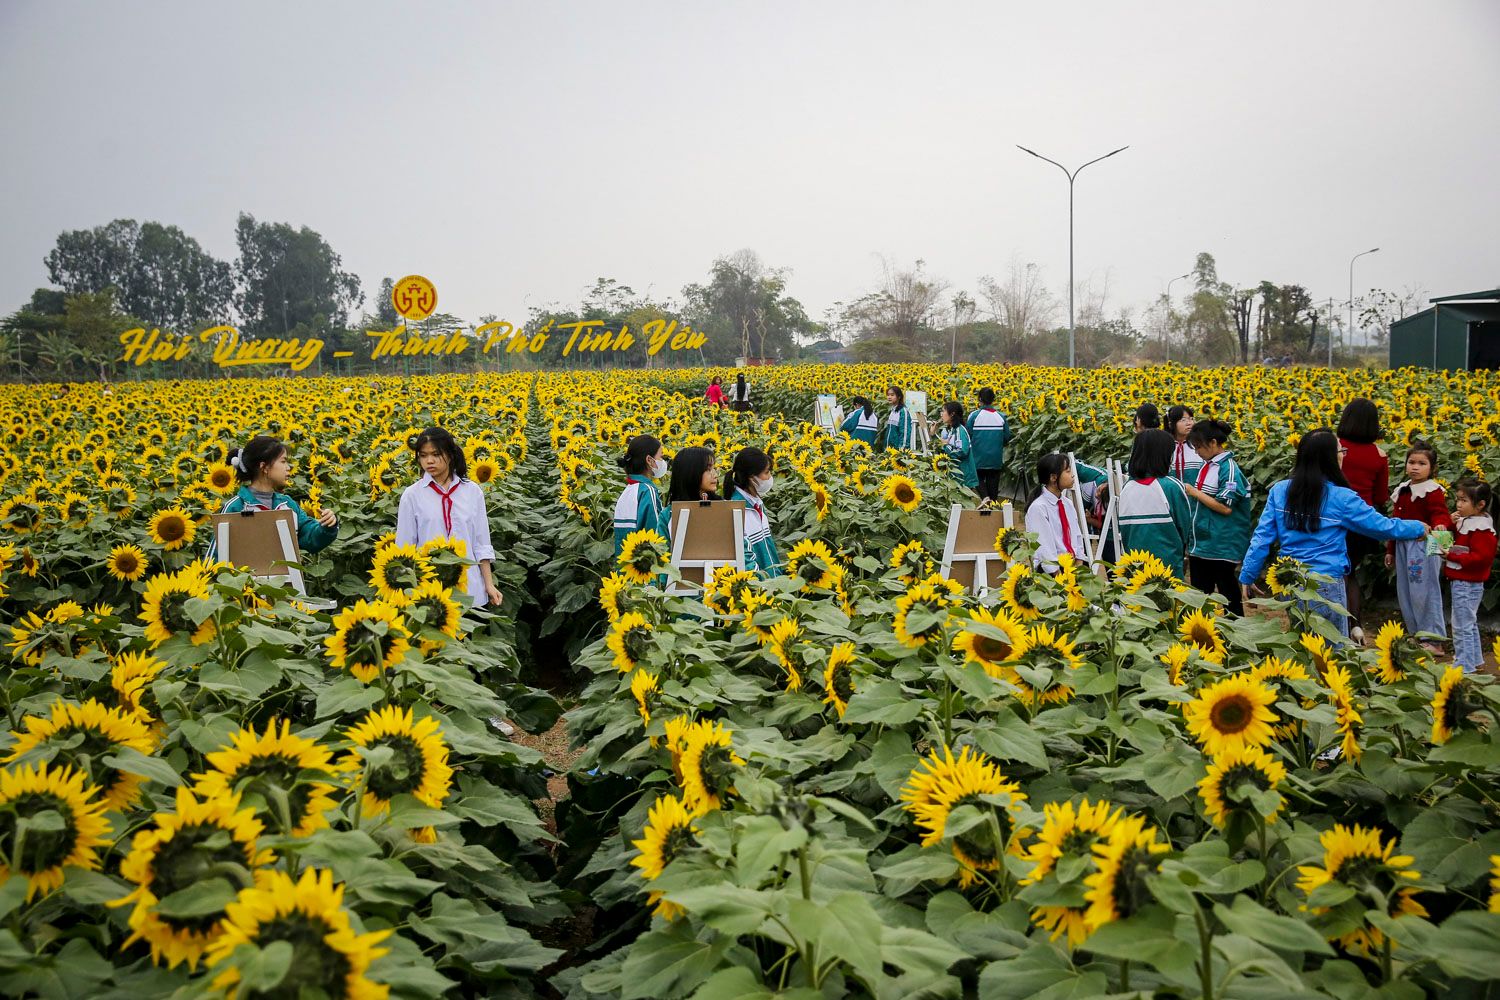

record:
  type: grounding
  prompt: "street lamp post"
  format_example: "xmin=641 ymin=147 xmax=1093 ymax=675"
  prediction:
xmin=1017 ymin=143 xmax=1129 ymax=368
xmin=1345 ymin=247 xmax=1379 ymax=365
xmin=1163 ymin=270 xmax=1193 ymax=362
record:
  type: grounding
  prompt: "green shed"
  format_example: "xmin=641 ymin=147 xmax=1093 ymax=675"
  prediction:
xmin=1389 ymin=289 xmax=1500 ymax=370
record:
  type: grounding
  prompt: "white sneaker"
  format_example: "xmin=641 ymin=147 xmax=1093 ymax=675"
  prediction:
xmin=489 ymin=717 xmax=515 ymax=736
xmin=1350 ymin=626 xmax=1365 ymax=645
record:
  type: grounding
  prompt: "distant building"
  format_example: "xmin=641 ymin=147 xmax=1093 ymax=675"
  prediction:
xmin=1390 ymin=289 xmax=1500 ymax=370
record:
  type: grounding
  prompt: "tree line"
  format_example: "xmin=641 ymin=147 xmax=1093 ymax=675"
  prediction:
xmin=1 ymin=216 xmax=1425 ymax=381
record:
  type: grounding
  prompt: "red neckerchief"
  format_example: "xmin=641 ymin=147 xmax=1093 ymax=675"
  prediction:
xmin=1174 ymin=441 xmax=1187 ymax=478
xmin=1056 ymin=498 xmax=1074 ymax=555
xmin=1137 ymin=477 xmax=1157 ymax=486
xmin=427 ymin=478 xmax=460 ymax=534
xmin=1195 ymin=457 xmax=1214 ymax=490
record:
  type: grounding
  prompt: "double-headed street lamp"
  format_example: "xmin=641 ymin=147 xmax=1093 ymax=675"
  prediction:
xmin=1017 ymin=144 xmax=1129 ymax=368
xmin=1163 ymin=270 xmax=1193 ymax=362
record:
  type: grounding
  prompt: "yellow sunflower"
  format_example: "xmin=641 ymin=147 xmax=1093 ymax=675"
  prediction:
xmin=702 ymin=566 xmax=755 ymax=618
xmin=893 ymin=578 xmax=958 ymax=648
xmin=1263 ymin=556 xmax=1306 ymax=597
xmin=1160 ymin=643 xmax=1194 ymax=688
xmin=599 ymin=572 xmax=632 ymax=622
xmin=738 ymin=589 xmax=780 ymax=641
xmin=1430 ymin=666 xmax=1475 ymax=745
xmin=1489 ymin=856 xmax=1500 ymax=913
xmin=1182 ymin=674 xmax=1279 ymax=756
xmin=608 ymin=612 xmax=655 ymax=674
xmin=1296 ymin=823 xmax=1426 ymax=956
xmin=111 ymin=650 xmax=168 ymax=722
xmin=900 ymin=745 xmax=1027 ymax=889
xmin=0 ymin=762 xmax=112 ymax=901
xmin=140 ymin=568 xmax=217 ymax=647
xmin=1022 ymin=798 xmax=1123 ymax=947
xmin=1083 ymin=813 xmax=1170 ymax=931
xmin=766 ymin=618 xmax=804 ymax=691
xmin=193 ymin=719 xmax=342 ymax=838
xmin=6 ymin=699 xmax=158 ymax=812
xmin=999 ymin=561 xmax=1042 ymax=622
xmin=1323 ymin=663 xmax=1364 ymax=762
xmin=106 ymin=542 xmax=149 ymax=582
xmin=1177 ymin=608 xmax=1226 ymax=664
xmin=810 ymin=482 xmax=831 ymax=520
xmin=890 ymin=539 xmax=933 ymax=585
xmin=952 ymin=607 xmax=1027 ymax=678
xmin=405 ymin=580 xmax=464 ymax=651
xmin=324 ymin=599 xmax=410 ymax=683
xmin=630 ymin=669 xmax=660 ymax=727
xmin=342 ymin=705 xmax=453 ymax=817
xmin=785 ymin=539 xmax=840 ymax=591
xmin=881 ymin=474 xmax=922 ymax=513
xmin=147 ymin=507 xmax=196 ymax=551
xmin=823 ymin=643 xmax=857 ymax=718
xmin=368 ymin=543 xmax=435 ymax=605
xmin=417 ymin=536 xmax=470 ymax=591
xmin=1054 ymin=553 xmax=1089 ymax=612
xmin=471 ymin=457 xmax=501 ymax=485
xmin=205 ymin=868 xmax=391 ymax=1000
xmin=630 ymin=793 xmax=702 ymax=921
xmin=1197 ymin=745 xmax=1288 ymax=828
xmin=618 ymin=529 xmax=669 ymax=585
xmin=204 ymin=462 xmax=237 ymax=494
xmin=678 ymin=719 xmax=744 ymax=813
xmin=1371 ymin=619 xmax=1426 ymax=684
xmin=113 ymin=787 xmax=274 ymax=970
xmin=1299 ymin=632 xmax=1335 ymax=681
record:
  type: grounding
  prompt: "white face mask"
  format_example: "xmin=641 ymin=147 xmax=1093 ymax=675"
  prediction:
xmin=648 ymin=457 xmax=668 ymax=479
xmin=756 ymin=474 xmax=774 ymax=495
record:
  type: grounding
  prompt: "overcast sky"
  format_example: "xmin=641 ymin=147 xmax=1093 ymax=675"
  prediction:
xmin=2 ymin=1 xmax=1497 ymax=336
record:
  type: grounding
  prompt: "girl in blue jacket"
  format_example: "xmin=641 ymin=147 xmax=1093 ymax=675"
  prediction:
xmin=1240 ymin=429 xmax=1426 ymax=638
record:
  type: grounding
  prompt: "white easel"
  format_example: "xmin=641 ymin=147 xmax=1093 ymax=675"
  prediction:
xmin=813 ymin=395 xmax=844 ymax=435
xmin=665 ymin=500 xmax=747 ymax=596
xmin=940 ymin=501 xmax=1016 ymax=597
xmin=1063 ymin=452 xmax=1099 ymax=564
xmin=1096 ymin=458 xmax=1126 ymax=563
xmin=906 ymin=390 xmax=931 ymax=455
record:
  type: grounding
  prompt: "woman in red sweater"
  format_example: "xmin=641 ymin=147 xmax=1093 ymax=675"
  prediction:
xmin=704 ymin=376 xmax=726 ymax=408
xmin=1337 ymin=398 xmax=1389 ymax=643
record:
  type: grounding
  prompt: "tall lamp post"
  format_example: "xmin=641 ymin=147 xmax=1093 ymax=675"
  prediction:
xmin=1163 ymin=270 xmax=1193 ymax=362
xmin=1345 ymin=247 xmax=1379 ymax=364
xmin=1017 ymin=143 xmax=1129 ymax=368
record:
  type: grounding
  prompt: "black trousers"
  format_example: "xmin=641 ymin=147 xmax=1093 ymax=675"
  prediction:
xmin=1190 ymin=557 xmax=1243 ymax=616
xmin=976 ymin=468 xmax=1002 ymax=502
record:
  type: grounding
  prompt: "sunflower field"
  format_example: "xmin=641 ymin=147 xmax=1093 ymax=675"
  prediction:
xmin=0 ymin=363 xmax=1498 ymax=999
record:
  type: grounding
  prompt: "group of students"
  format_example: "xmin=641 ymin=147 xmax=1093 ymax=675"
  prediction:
xmin=1020 ymin=398 xmax=1493 ymax=672
xmin=212 ymin=427 xmax=505 ymax=608
xmin=838 ymin=386 xmax=1016 ymax=502
xmin=612 ymin=435 xmax=783 ymax=577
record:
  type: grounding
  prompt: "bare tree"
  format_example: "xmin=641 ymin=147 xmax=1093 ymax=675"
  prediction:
xmin=977 ymin=256 xmax=1056 ymax=361
xmin=843 ymin=257 xmax=949 ymax=361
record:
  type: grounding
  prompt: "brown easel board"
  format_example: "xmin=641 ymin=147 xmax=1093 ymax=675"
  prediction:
xmin=666 ymin=500 xmax=746 ymax=594
xmin=939 ymin=502 xmax=1016 ymax=596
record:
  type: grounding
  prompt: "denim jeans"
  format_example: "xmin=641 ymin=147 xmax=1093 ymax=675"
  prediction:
xmin=1300 ymin=577 xmax=1350 ymax=639
xmin=1394 ymin=537 xmax=1447 ymax=637
xmin=1450 ymin=579 xmax=1484 ymax=672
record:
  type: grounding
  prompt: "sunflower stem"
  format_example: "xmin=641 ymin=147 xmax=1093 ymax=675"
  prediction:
xmin=1195 ymin=905 xmax=1215 ymax=1000
xmin=1120 ymin=959 xmax=1130 ymax=992
xmin=1255 ymin=815 xmax=1270 ymax=901
xmin=796 ymin=844 xmax=812 ymax=902
xmin=1380 ymin=934 xmax=1393 ymax=984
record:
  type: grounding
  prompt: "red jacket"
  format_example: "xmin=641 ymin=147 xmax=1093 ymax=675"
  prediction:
xmin=1444 ymin=514 xmax=1496 ymax=583
xmin=1339 ymin=439 xmax=1389 ymax=510
xmin=1388 ymin=479 xmax=1453 ymax=557
xmin=705 ymin=384 xmax=725 ymax=407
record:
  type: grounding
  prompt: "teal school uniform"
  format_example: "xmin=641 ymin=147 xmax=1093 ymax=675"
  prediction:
xmin=205 ymin=486 xmax=338 ymax=562
xmin=1188 ymin=452 xmax=1251 ymax=563
xmin=1117 ymin=476 xmax=1193 ymax=578
xmin=966 ymin=407 xmax=1013 ymax=471
xmin=938 ymin=424 xmax=979 ymax=489
xmin=840 ymin=408 xmax=879 ymax=445
xmin=880 ymin=407 xmax=915 ymax=451
xmin=726 ymin=485 xmax=783 ymax=577
xmin=612 ymin=475 xmax=665 ymax=560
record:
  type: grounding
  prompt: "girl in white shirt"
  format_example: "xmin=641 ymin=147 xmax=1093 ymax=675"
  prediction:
xmin=396 ymin=427 xmax=503 ymax=607
xmin=1026 ymin=452 xmax=1085 ymax=574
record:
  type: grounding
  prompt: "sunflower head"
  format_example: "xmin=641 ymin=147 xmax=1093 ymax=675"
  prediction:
xmin=608 ymin=612 xmax=655 ymax=674
xmin=6 ymin=699 xmax=158 ymax=812
xmin=1322 ymin=663 xmax=1365 ymax=762
xmin=147 ymin=507 xmax=197 ymax=551
xmin=107 ymin=543 xmax=149 ymax=582
xmin=113 ymin=787 xmax=274 ymax=970
xmin=1197 ymin=745 xmax=1288 ymax=829
xmin=999 ymin=561 xmax=1042 ymax=622
xmin=952 ymin=607 xmax=1026 ymax=678
xmin=891 ymin=539 xmax=933 ymax=585
xmin=822 ymin=643 xmax=857 ymax=718
xmin=993 ymin=525 xmax=1032 ymax=565
xmin=678 ymin=720 xmax=743 ymax=813
xmin=900 ymin=745 xmax=1027 ymax=889
xmin=630 ymin=669 xmax=660 ymax=727
xmin=205 ymin=867 xmax=391 ymax=999
xmin=343 ymin=705 xmax=453 ymax=816
xmin=1372 ymin=620 xmax=1427 ymax=684
xmin=1177 ymin=609 xmax=1226 ymax=664
xmin=881 ymin=474 xmax=922 ymax=513
xmin=1295 ymin=823 xmax=1425 ymax=955
xmin=618 ymin=529 xmax=669 ymax=585
xmin=702 ymin=566 xmax=756 ymax=618
xmin=629 ymin=794 xmax=703 ymax=921
xmin=1265 ymin=557 xmax=1307 ymax=597
xmin=785 ymin=539 xmax=840 ymax=591
xmin=368 ymin=543 xmax=435 ymax=605
xmin=324 ymin=599 xmax=411 ymax=683
xmin=1022 ymin=798 xmax=1123 ymax=948
xmin=0 ymin=762 xmax=112 ymax=901
xmin=405 ymin=580 xmax=464 ymax=651
xmin=205 ymin=462 xmax=237 ymax=494
xmin=893 ymin=578 xmax=959 ymax=648
xmin=1431 ymin=666 xmax=1476 ymax=746
xmin=139 ymin=568 xmax=218 ymax=649
xmin=1083 ymin=813 xmax=1170 ymax=931
xmin=1182 ymin=674 xmax=1279 ymax=756
xmin=193 ymin=719 xmax=342 ymax=838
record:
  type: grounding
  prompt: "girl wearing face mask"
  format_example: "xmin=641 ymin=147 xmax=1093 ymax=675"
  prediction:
xmin=725 ymin=446 xmax=782 ymax=576
xmin=613 ymin=434 xmax=668 ymax=560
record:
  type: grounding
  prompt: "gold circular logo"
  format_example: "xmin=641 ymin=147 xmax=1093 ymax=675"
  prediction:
xmin=392 ymin=275 xmax=437 ymax=322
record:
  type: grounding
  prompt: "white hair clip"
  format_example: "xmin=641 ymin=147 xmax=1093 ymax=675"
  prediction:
xmin=231 ymin=454 xmax=246 ymax=473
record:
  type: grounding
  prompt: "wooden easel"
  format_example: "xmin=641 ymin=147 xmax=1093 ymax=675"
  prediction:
xmin=813 ymin=395 xmax=843 ymax=435
xmin=940 ymin=502 xmax=1015 ymax=597
xmin=906 ymin=390 xmax=931 ymax=455
xmin=210 ymin=509 xmax=335 ymax=608
xmin=666 ymin=500 xmax=747 ymax=596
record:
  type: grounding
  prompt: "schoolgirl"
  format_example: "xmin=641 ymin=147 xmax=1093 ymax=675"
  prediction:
xmin=839 ymin=396 xmax=880 ymax=445
xmin=725 ymin=447 xmax=783 ymax=577
xmin=966 ymin=388 xmax=1013 ymax=502
xmin=612 ymin=434 xmax=667 ymax=559
xmin=395 ymin=426 xmax=502 ymax=607
xmin=1117 ymin=429 xmax=1194 ymax=579
xmin=207 ymin=435 xmax=339 ymax=561
xmin=937 ymin=402 xmax=979 ymax=490
xmin=1025 ymin=453 xmax=1085 ymax=573
xmin=1180 ymin=419 xmax=1251 ymax=615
